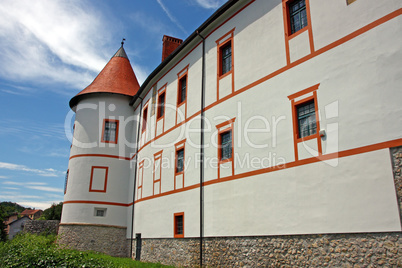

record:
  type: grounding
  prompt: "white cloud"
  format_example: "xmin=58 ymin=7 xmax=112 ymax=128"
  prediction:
xmin=26 ymin=186 xmax=63 ymax=193
xmin=0 ymin=0 xmax=148 ymax=93
xmin=156 ymin=0 xmax=188 ymax=35
xmin=0 ymin=176 xmax=7 ymax=179
xmin=0 ymin=162 xmax=63 ymax=177
xmin=3 ymin=187 xmax=19 ymax=190
xmin=193 ymin=0 xmax=227 ymax=9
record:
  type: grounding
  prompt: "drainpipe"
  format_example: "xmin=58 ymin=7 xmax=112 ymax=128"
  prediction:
xmin=130 ymin=95 xmax=143 ymax=258
xmin=196 ymin=30 xmax=206 ymax=268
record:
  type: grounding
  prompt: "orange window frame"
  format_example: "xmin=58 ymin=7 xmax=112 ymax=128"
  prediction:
xmin=174 ymin=212 xmax=184 ymax=238
xmin=175 ymin=139 xmax=186 ymax=175
xmin=216 ymin=118 xmax=236 ymax=164
xmin=137 ymin=160 xmax=145 ymax=200
xmin=157 ymin=91 xmax=166 ymax=120
xmin=153 ymin=150 xmax=163 ymax=196
xmin=284 ymin=0 xmax=309 ymax=37
xmin=142 ymin=104 xmax=149 ymax=133
xmin=89 ymin=166 xmax=109 ymax=193
xmin=101 ymin=119 xmax=119 ymax=144
xmin=216 ymin=28 xmax=235 ymax=79
xmin=177 ymin=74 xmax=187 ymax=105
xmin=288 ymin=84 xmax=322 ymax=160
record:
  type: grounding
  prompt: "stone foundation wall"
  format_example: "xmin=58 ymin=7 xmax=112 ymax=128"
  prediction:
xmin=58 ymin=224 xmax=128 ymax=257
xmin=134 ymin=233 xmax=401 ymax=267
xmin=24 ymin=220 xmax=59 ymax=235
xmin=390 ymin=146 xmax=402 ymax=223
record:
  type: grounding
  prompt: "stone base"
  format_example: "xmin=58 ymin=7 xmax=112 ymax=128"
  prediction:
xmin=58 ymin=224 xmax=128 ymax=257
xmin=133 ymin=232 xmax=402 ymax=267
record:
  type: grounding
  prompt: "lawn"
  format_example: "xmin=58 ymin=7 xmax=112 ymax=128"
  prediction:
xmin=0 ymin=233 xmax=174 ymax=268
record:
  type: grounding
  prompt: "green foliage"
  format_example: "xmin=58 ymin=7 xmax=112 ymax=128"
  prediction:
xmin=0 ymin=233 xmax=174 ymax=268
xmin=0 ymin=202 xmax=29 ymax=216
xmin=39 ymin=202 xmax=63 ymax=221
xmin=0 ymin=204 xmax=8 ymax=242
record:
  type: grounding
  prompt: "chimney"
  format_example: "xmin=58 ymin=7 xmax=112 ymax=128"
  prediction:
xmin=162 ymin=35 xmax=183 ymax=62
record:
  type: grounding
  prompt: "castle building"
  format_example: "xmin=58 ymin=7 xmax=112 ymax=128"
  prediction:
xmin=59 ymin=0 xmax=402 ymax=266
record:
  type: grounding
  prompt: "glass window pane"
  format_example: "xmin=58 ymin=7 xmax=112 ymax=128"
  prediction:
xmin=297 ymin=101 xmax=317 ymax=138
xmin=221 ymin=131 xmax=232 ymax=160
xmin=221 ymin=43 xmax=232 ymax=75
xmin=177 ymin=149 xmax=184 ymax=173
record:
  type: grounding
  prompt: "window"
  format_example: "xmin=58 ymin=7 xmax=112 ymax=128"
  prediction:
xmin=289 ymin=0 xmax=307 ymax=34
xmin=176 ymin=148 xmax=184 ymax=173
xmin=95 ymin=208 xmax=106 ymax=217
xmin=102 ymin=120 xmax=118 ymax=143
xmin=220 ymin=131 xmax=232 ymax=160
xmin=178 ymin=75 xmax=187 ymax=104
xmin=174 ymin=212 xmax=184 ymax=238
xmin=64 ymin=170 xmax=69 ymax=195
xmin=220 ymin=42 xmax=232 ymax=75
xmin=157 ymin=92 xmax=165 ymax=119
xmin=142 ymin=106 xmax=148 ymax=132
xmin=297 ymin=100 xmax=317 ymax=138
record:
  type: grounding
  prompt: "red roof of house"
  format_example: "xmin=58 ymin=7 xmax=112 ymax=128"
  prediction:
xmin=20 ymin=209 xmax=42 ymax=216
xmin=69 ymin=45 xmax=140 ymax=108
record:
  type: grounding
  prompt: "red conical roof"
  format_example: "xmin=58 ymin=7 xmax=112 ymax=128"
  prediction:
xmin=70 ymin=45 xmax=140 ymax=108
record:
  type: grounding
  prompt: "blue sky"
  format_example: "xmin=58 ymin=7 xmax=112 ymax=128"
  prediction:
xmin=0 ymin=0 xmax=226 ymax=210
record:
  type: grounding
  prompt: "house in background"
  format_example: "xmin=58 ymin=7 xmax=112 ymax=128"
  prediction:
xmin=20 ymin=209 xmax=43 ymax=220
xmin=4 ymin=212 xmax=18 ymax=236
xmin=8 ymin=216 xmax=31 ymax=240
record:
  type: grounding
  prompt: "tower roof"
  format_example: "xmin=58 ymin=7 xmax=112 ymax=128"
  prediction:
xmin=69 ymin=45 xmax=140 ymax=108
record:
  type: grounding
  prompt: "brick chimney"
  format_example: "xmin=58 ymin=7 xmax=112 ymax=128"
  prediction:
xmin=162 ymin=35 xmax=183 ymax=62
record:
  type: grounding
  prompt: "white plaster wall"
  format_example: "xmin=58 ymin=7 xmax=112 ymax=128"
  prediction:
xmin=203 ymin=149 xmax=401 ymax=236
xmin=234 ymin=0 xmax=286 ymax=90
xmin=289 ymin=30 xmax=311 ymax=62
xmin=310 ymin=0 xmax=402 ymax=50
xmin=71 ymin=94 xmax=135 ymax=158
xmin=65 ymin=157 xmax=130 ymax=204
xmin=133 ymin=188 xmax=200 ymax=238
xmin=61 ymin=203 xmax=128 ymax=227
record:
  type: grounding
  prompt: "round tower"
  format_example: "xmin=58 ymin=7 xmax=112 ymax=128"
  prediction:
xmin=58 ymin=44 xmax=140 ymax=257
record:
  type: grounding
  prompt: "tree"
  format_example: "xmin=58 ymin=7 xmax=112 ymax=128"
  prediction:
xmin=41 ymin=202 xmax=63 ymax=220
xmin=0 ymin=204 xmax=8 ymax=242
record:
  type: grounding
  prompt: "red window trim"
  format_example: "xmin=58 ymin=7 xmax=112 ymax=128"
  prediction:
xmin=137 ymin=160 xmax=145 ymax=200
xmin=174 ymin=139 xmax=186 ymax=176
xmin=101 ymin=119 xmax=119 ymax=144
xmin=216 ymin=118 xmax=236 ymax=164
xmin=153 ymin=150 xmax=163 ymax=196
xmin=177 ymin=74 xmax=187 ymax=106
xmin=176 ymin=65 xmax=189 ymax=125
xmin=89 ymin=166 xmax=109 ymax=193
xmin=142 ymin=104 xmax=149 ymax=133
xmin=174 ymin=212 xmax=184 ymax=238
xmin=292 ymin=94 xmax=320 ymax=142
xmin=289 ymin=86 xmax=322 ymax=161
xmin=282 ymin=0 xmax=315 ymax=65
xmin=216 ymin=28 xmax=235 ymax=79
xmin=157 ymin=89 xmax=166 ymax=120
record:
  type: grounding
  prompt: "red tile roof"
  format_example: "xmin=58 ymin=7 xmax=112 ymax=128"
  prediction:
xmin=20 ymin=209 xmax=42 ymax=215
xmin=70 ymin=46 xmax=140 ymax=108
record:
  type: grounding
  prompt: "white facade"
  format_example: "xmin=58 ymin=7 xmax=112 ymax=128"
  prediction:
xmin=62 ymin=0 xmax=402 ymax=248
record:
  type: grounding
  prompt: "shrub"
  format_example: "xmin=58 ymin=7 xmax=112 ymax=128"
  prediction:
xmin=0 ymin=233 xmax=172 ymax=268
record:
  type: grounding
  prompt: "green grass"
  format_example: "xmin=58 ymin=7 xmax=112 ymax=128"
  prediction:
xmin=0 ymin=233 xmax=174 ymax=268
